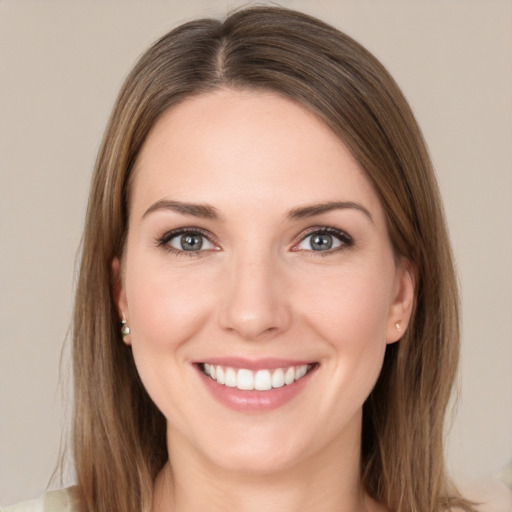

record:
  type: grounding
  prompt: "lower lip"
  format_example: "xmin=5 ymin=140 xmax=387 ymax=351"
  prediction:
xmin=196 ymin=365 xmax=316 ymax=413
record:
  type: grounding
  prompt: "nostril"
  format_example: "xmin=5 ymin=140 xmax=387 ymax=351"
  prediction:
xmin=217 ymin=270 xmax=292 ymax=340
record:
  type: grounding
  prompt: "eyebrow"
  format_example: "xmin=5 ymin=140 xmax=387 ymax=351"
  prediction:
xmin=142 ymin=199 xmax=373 ymax=223
xmin=142 ymin=199 xmax=221 ymax=220
xmin=286 ymin=201 xmax=373 ymax=223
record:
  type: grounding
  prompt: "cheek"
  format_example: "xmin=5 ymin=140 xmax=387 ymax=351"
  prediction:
xmin=296 ymin=260 xmax=393 ymax=402
xmin=298 ymin=263 xmax=394 ymax=352
xmin=300 ymin=263 xmax=394 ymax=418
xmin=122 ymin=255 xmax=219 ymax=424
xmin=124 ymin=255 xmax=216 ymax=353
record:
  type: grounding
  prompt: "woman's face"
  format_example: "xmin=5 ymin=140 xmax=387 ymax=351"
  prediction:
xmin=114 ymin=89 xmax=413 ymax=474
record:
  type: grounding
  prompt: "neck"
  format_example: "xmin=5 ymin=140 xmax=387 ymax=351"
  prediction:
xmin=151 ymin=420 xmax=378 ymax=512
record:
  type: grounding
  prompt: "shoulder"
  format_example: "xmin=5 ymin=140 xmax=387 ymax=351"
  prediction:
xmin=456 ymin=478 xmax=512 ymax=512
xmin=3 ymin=487 xmax=79 ymax=512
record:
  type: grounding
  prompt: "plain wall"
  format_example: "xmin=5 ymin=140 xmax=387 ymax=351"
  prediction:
xmin=1 ymin=0 xmax=511 ymax=506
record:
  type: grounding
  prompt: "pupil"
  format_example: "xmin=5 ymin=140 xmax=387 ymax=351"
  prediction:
xmin=181 ymin=234 xmax=203 ymax=251
xmin=311 ymin=234 xmax=332 ymax=251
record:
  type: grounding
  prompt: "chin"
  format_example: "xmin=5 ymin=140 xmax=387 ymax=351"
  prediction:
xmin=208 ymin=444 xmax=303 ymax=476
xmin=191 ymin=422 xmax=314 ymax=476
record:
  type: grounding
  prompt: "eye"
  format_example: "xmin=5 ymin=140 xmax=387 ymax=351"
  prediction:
xmin=295 ymin=227 xmax=352 ymax=253
xmin=169 ymin=233 xmax=214 ymax=252
xmin=158 ymin=228 xmax=216 ymax=254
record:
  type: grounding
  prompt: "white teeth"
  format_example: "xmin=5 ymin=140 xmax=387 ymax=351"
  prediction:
xmin=295 ymin=365 xmax=307 ymax=380
xmin=202 ymin=364 xmax=311 ymax=391
xmin=271 ymin=368 xmax=285 ymax=388
xmin=225 ymin=367 xmax=237 ymax=387
xmin=284 ymin=367 xmax=295 ymax=385
xmin=237 ymin=369 xmax=254 ymax=390
xmin=254 ymin=370 xmax=272 ymax=391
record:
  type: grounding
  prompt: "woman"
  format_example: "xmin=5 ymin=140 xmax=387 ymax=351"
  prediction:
xmin=6 ymin=6 xmax=478 ymax=512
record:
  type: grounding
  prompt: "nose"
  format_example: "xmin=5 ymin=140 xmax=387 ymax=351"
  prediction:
xmin=218 ymin=250 xmax=291 ymax=341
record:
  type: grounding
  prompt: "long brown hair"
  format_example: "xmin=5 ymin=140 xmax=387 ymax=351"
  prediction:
xmin=72 ymin=6 xmax=473 ymax=512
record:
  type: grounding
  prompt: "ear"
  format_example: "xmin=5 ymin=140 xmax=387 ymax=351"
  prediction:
xmin=386 ymin=259 xmax=415 ymax=344
xmin=112 ymin=257 xmax=131 ymax=345
xmin=112 ymin=257 xmax=128 ymax=321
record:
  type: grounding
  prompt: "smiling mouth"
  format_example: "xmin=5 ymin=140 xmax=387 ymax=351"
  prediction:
xmin=199 ymin=363 xmax=316 ymax=391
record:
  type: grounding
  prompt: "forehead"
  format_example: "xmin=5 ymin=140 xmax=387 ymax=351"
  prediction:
xmin=130 ymin=89 xmax=384 ymax=222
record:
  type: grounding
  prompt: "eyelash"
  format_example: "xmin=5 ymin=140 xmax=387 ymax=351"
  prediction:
xmin=156 ymin=226 xmax=354 ymax=257
xmin=156 ymin=227 xmax=216 ymax=257
xmin=293 ymin=226 xmax=354 ymax=256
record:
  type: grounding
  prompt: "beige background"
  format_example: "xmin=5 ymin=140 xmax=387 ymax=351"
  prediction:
xmin=1 ymin=0 xmax=511 ymax=506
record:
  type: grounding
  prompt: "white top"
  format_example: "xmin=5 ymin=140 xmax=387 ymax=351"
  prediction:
xmin=3 ymin=481 xmax=511 ymax=511
xmin=3 ymin=488 xmax=78 ymax=512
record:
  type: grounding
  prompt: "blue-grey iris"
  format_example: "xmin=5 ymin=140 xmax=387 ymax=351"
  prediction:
xmin=181 ymin=234 xmax=203 ymax=251
xmin=310 ymin=234 xmax=333 ymax=251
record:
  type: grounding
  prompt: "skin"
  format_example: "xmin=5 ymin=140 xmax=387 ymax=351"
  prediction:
xmin=113 ymin=89 xmax=414 ymax=512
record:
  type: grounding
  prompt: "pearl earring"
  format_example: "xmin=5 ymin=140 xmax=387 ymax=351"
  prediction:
xmin=121 ymin=315 xmax=131 ymax=343
xmin=395 ymin=321 xmax=402 ymax=332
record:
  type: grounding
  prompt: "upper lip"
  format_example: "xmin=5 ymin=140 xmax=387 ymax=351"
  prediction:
xmin=193 ymin=357 xmax=316 ymax=370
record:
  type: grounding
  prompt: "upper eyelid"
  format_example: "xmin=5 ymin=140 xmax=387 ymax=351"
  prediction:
xmin=160 ymin=226 xmax=216 ymax=240
xmin=300 ymin=225 xmax=348 ymax=234
xmin=155 ymin=229 xmax=220 ymax=259
xmin=295 ymin=225 xmax=352 ymax=241
xmin=291 ymin=226 xmax=353 ymax=250
xmin=157 ymin=227 xmax=220 ymax=250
